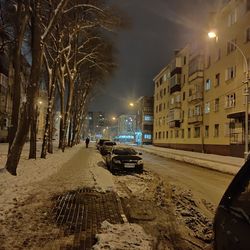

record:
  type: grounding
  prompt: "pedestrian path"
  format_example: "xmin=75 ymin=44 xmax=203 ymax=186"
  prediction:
xmin=134 ymin=145 xmax=245 ymax=175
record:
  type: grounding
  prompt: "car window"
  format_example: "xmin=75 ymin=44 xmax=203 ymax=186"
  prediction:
xmin=104 ymin=142 xmax=116 ymax=146
xmin=220 ymin=161 xmax=250 ymax=219
xmin=113 ymin=148 xmax=137 ymax=155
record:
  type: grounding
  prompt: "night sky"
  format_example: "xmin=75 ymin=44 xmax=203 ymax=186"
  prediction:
xmin=90 ymin=0 xmax=224 ymax=116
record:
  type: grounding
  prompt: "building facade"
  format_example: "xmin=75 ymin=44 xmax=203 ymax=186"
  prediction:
xmin=153 ymin=0 xmax=250 ymax=157
xmin=136 ymin=96 xmax=154 ymax=144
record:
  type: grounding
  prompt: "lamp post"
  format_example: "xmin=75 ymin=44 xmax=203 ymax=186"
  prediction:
xmin=128 ymin=102 xmax=138 ymax=144
xmin=208 ymin=31 xmax=250 ymax=161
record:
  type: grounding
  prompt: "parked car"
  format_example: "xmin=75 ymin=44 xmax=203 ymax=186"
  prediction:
xmin=104 ymin=146 xmax=143 ymax=174
xmin=96 ymin=139 xmax=110 ymax=151
xmin=213 ymin=159 xmax=250 ymax=250
xmin=100 ymin=141 xmax=117 ymax=155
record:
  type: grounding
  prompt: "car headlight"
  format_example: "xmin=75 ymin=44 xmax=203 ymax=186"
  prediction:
xmin=137 ymin=160 xmax=143 ymax=165
xmin=113 ymin=159 xmax=121 ymax=164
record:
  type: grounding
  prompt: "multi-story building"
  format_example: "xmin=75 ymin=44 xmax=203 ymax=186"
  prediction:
xmin=153 ymin=0 xmax=250 ymax=157
xmin=204 ymin=0 xmax=250 ymax=157
xmin=136 ymin=96 xmax=154 ymax=144
xmin=117 ymin=114 xmax=136 ymax=143
xmin=85 ymin=111 xmax=106 ymax=140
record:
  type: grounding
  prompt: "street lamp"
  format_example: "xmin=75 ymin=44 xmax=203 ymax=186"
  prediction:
xmin=208 ymin=31 xmax=250 ymax=161
xmin=129 ymin=102 xmax=134 ymax=107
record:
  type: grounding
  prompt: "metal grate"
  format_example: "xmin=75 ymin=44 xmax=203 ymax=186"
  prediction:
xmin=51 ymin=188 xmax=124 ymax=250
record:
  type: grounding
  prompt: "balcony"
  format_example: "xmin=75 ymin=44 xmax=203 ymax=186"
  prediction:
xmin=189 ymin=71 xmax=203 ymax=83
xmin=170 ymin=57 xmax=182 ymax=76
xmin=167 ymin=109 xmax=181 ymax=123
xmin=169 ymin=102 xmax=181 ymax=109
xmin=188 ymin=115 xmax=203 ymax=124
xmin=187 ymin=92 xmax=203 ymax=103
xmin=170 ymin=74 xmax=181 ymax=94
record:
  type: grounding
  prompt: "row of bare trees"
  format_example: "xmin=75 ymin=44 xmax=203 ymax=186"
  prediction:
xmin=0 ymin=0 xmax=123 ymax=175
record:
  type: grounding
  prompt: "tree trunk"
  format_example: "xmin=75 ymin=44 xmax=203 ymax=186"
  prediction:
xmin=6 ymin=104 xmax=29 ymax=175
xmin=68 ymin=118 xmax=72 ymax=147
xmin=41 ymin=69 xmax=56 ymax=158
xmin=48 ymin=113 xmax=54 ymax=154
xmin=5 ymin=5 xmax=43 ymax=175
xmin=29 ymin=105 xmax=38 ymax=159
xmin=58 ymin=90 xmax=65 ymax=149
xmin=8 ymin=2 xmax=28 ymax=151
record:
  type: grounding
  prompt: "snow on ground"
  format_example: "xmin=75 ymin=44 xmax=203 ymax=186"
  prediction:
xmin=93 ymin=221 xmax=153 ymax=250
xmin=134 ymin=145 xmax=244 ymax=175
xmin=0 ymin=142 xmax=84 ymax=220
xmin=0 ymin=144 xmax=154 ymax=249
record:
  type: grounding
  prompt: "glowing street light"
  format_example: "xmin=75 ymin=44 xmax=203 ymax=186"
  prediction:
xmin=208 ymin=30 xmax=250 ymax=160
xmin=129 ymin=102 xmax=134 ymax=107
xmin=208 ymin=31 xmax=217 ymax=39
xmin=112 ymin=117 xmax=116 ymax=121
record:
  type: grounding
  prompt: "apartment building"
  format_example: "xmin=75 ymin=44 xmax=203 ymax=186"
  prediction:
xmin=136 ymin=96 xmax=154 ymax=144
xmin=153 ymin=0 xmax=250 ymax=157
xmin=204 ymin=0 xmax=250 ymax=157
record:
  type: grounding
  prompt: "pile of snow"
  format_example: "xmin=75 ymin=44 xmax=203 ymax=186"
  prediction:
xmin=136 ymin=145 xmax=243 ymax=175
xmin=93 ymin=221 xmax=153 ymax=250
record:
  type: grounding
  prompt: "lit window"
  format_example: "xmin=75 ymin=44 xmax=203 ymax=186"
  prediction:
xmin=225 ymin=66 xmax=236 ymax=80
xmin=205 ymin=79 xmax=211 ymax=91
xmin=144 ymin=115 xmax=153 ymax=121
xmin=225 ymin=93 xmax=236 ymax=108
xmin=205 ymin=102 xmax=210 ymax=113
xmin=144 ymin=134 xmax=152 ymax=139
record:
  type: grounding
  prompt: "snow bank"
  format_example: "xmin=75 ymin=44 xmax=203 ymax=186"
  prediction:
xmin=93 ymin=221 xmax=153 ymax=250
xmin=136 ymin=145 xmax=243 ymax=175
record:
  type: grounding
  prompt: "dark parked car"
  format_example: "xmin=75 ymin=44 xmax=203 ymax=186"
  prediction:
xmin=214 ymin=159 xmax=250 ymax=250
xmin=104 ymin=146 xmax=143 ymax=174
xmin=100 ymin=141 xmax=117 ymax=155
xmin=96 ymin=139 xmax=110 ymax=151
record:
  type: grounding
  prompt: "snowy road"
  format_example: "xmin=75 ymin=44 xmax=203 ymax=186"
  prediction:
xmin=142 ymin=151 xmax=234 ymax=206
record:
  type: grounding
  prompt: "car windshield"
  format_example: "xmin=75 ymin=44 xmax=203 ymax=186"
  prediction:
xmin=104 ymin=142 xmax=116 ymax=146
xmin=113 ymin=148 xmax=137 ymax=155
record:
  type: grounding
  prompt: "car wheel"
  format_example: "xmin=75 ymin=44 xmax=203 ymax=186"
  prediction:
xmin=110 ymin=164 xmax=115 ymax=174
xmin=136 ymin=168 xmax=143 ymax=174
xmin=106 ymin=160 xmax=110 ymax=170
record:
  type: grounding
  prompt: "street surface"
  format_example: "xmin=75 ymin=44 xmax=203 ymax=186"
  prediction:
xmin=142 ymin=151 xmax=234 ymax=206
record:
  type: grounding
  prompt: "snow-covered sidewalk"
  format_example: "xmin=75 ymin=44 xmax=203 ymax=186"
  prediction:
xmin=134 ymin=144 xmax=245 ymax=175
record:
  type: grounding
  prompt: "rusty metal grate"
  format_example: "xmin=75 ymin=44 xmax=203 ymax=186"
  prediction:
xmin=51 ymin=188 xmax=124 ymax=250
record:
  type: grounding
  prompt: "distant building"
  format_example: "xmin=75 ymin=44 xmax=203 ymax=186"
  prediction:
xmin=85 ymin=111 xmax=106 ymax=140
xmin=117 ymin=114 xmax=136 ymax=143
xmin=136 ymin=96 xmax=154 ymax=144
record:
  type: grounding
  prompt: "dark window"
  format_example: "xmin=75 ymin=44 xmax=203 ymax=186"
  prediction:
xmin=215 ymin=73 xmax=220 ymax=87
xmin=183 ymin=92 xmax=185 ymax=100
